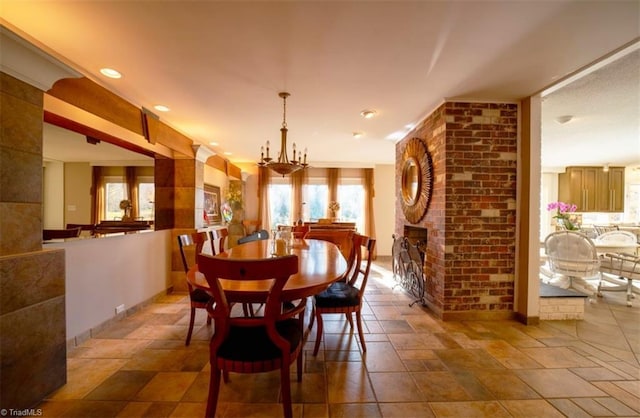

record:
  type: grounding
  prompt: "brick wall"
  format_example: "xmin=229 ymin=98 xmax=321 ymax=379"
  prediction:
xmin=396 ymin=101 xmax=518 ymax=320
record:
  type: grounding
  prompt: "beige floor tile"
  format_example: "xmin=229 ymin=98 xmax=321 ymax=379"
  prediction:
xmin=328 ymin=403 xmax=382 ymax=418
xmin=593 ymin=381 xmax=640 ymax=412
xmin=363 ymin=341 xmax=407 ymax=372
xmin=499 ymin=399 xmax=564 ymax=417
xmin=412 ymin=371 xmax=472 ymax=401
xmin=547 ymin=398 xmax=593 ymax=418
xmin=428 ymin=400 xmax=511 ymax=417
xmin=472 ymin=370 xmax=540 ymax=399
xmin=369 ymin=372 xmax=425 ymax=402
xmin=388 ymin=333 xmax=446 ymax=350
xmin=169 ymin=402 xmax=207 ymax=417
xmin=435 ymin=348 xmax=505 ymax=371
xmin=48 ymin=358 xmax=127 ymax=400
xmin=218 ymin=371 xmax=283 ymax=403
xmin=124 ymin=324 xmax=186 ymax=340
xmin=75 ymin=338 xmax=150 ymax=359
xmin=121 ymin=348 xmax=191 ymax=371
xmin=515 ymin=369 xmax=607 ymax=398
xmin=378 ymin=402 xmax=435 ymax=417
xmin=221 ymin=402 xmax=303 ymax=417
xmin=114 ymin=401 xmax=153 ymax=417
xmin=519 ymin=346 xmax=598 ymax=368
xmin=302 ymin=402 xmax=329 ymax=418
xmin=326 ymin=361 xmax=376 ymax=403
xmin=571 ymin=397 xmax=617 ymax=416
xmin=134 ymin=372 xmax=198 ymax=402
xmin=569 ymin=366 xmax=628 ymax=381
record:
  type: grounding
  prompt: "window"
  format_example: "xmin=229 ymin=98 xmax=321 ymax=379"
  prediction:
xmin=268 ymin=183 xmax=292 ymax=229
xmin=104 ymin=177 xmax=126 ymax=220
xmin=137 ymin=176 xmax=155 ymax=220
xmin=338 ymin=180 xmax=365 ymax=232
xmin=304 ymin=182 xmax=328 ymax=221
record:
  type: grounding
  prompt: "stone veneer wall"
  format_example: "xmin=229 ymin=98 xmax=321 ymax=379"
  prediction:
xmin=396 ymin=101 xmax=518 ymax=320
xmin=0 ymin=73 xmax=67 ymax=408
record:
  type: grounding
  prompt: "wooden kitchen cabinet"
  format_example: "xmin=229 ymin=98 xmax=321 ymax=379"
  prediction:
xmin=559 ymin=166 xmax=624 ymax=212
xmin=559 ymin=167 xmax=598 ymax=211
xmin=596 ymin=167 xmax=625 ymax=212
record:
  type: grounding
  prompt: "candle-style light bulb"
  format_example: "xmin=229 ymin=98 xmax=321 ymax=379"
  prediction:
xmin=266 ymin=140 xmax=270 ymax=158
xmin=261 ymin=146 xmax=264 ymax=162
xmin=293 ymin=142 xmax=296 ymax=161
xmin=303 ymin=147 xmax=308 ymax=164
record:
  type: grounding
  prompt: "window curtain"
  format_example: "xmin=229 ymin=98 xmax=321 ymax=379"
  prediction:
xmin=125 ymin=166 xmax=139 ymax=219
xmin=327 ymin=168 xmax=339 ymax=216
xmin=257 ymin=166 xmax=271 ymax=231
xmin=363 ymin=168 xmax=377 ymax=258
xmin=291 ymin=169 xmax=307 ymax=224
xmin=91 ymin=166 xmax=104 ymax=223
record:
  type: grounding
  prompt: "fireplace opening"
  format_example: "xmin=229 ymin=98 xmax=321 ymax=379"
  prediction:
xmin=393 ymin=226 xmax=428 ymax=306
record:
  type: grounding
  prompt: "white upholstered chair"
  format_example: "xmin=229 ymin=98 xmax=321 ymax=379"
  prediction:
xmin=543 ymin=231 xmax=600 ymax=294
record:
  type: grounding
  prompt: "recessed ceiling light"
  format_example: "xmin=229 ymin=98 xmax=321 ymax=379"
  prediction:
xmin=224 ymin=151 xmax=232 ymax=156
xmin=154 ymin=105 xmax=170 ymax=112
xmin=100 ymin=68 xmax=122 ymax=79
xmin=209 ymin=141 xmax=219 ymax=146
xmin=353 ymin=132 xmax=364 ymax=138
xmin=360 ymin=109 xmax=377 ymax=119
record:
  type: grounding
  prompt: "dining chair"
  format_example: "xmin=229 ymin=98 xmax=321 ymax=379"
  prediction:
xmin=66 ymin=223 xmax=96 ymax=236
xmin=311 ymin=234 xmax=376 ymax=356
xmin=292 ymin=224 xmax=310 ymax=239
xmin=305 ymin=228 xmax=355 ymax=267
xmin=599 ymin=252 xmax=640 ymax=306
xmin=596 ymin=230 xmax=637 ymax=244
xmin=43 ymin=226 xmax=82 ymax=241
xmin=594 ymin=224 xmax=619 ymax=236
xmin=196 ymin=253 xmax=305 ymax=418
xmin=543 ymin=230 xmax=600 ymax=293
xmin=177 ymin=232 xmax=213 ymax=346
xmin=237 ymin=229 xmax=269 ymax=245
xmin=208 ymin=227 xmax=228 ymax=254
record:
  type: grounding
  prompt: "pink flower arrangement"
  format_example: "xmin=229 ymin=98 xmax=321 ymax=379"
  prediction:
xmin=547 ymin=201 xmax=579 ymax=230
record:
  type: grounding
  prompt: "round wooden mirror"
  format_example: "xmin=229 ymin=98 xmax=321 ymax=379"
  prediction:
xmin=401 ymin=157 xmax=420 ymax=205
xmin=400 ymin=138 xmax=433 ymax=224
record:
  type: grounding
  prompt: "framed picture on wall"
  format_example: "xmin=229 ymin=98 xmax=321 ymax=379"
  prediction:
xmin=204 ymin=184 xmax=222 ymax=225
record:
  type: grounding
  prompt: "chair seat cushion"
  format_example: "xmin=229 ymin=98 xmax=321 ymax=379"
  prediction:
xmin=190 ymin=288 xmax=212 ymax=303
xmin=218 ymin=319 xmax=302 ymax=362
xmin=314 ymin=282 xmax=360 ymax=308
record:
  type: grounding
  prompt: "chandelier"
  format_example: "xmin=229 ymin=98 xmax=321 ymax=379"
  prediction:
xmin=258 ymin=92 xmax=309 ymax=176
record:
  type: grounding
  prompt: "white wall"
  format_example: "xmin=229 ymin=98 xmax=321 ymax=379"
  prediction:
xmin=45 ymin=230 xmax=172 ymax=339
xmin=374 ymin=164 xmax=395 ymax=256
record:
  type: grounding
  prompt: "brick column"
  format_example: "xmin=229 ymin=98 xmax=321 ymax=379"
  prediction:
xmin=396 ymin=101 xmax=518 ymax=321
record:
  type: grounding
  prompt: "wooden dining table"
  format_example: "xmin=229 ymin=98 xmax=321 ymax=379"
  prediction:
xmin=187 ymin=238 xmax=348 ymax=303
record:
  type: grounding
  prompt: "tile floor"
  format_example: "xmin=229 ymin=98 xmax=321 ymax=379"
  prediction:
xmin=38 ymin=258 xmax=639 ymax=417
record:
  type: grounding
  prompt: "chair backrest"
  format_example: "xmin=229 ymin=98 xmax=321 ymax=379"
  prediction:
xmin=347 ymin=234 xmax=376 ymax=296
xmin=594 ymin=225 xmax=619 ymax=236
xmin=177 ymin=232 xmax=210 ymax=273
xmin=209 ymin=228 xmax=229 ymax=255
xmin=66 ymin=223 xmax=96 ymax=236
xmin=305 ymin=229 xmax=355 ymax=261
xmin=196 ymin=253 xmax=301 ymax=332
xmin=237 ymin=229 xmax=270 ymax=245
xmin=242 ymin=219 xmax=260 ymax=234
xmin=596 ymin=230 xmax=637 ymax=243
xmin=43 ymin=227 xmax=82 ymax=241
xmin=544 ymin=231 xmax=600 ymax=277
xmin=292 ymin=224 xmax=310 ymax=239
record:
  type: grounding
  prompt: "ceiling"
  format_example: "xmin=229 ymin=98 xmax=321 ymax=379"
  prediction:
xmin=2 ymin=1 xmax=639 ymax=168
